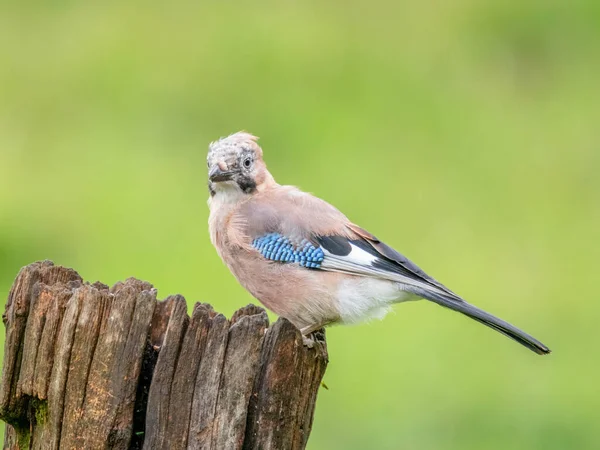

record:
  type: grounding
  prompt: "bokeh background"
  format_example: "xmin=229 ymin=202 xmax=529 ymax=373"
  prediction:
xmin=1 ymin=1 xmax=599 ymax=449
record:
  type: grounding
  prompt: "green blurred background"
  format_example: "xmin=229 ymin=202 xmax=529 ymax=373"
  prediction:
xmin=1 ymin=1 xmax=599 ymax=448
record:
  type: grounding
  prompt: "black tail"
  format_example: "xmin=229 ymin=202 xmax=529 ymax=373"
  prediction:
xmin=408 ymin=288 xmax=551 ymax=355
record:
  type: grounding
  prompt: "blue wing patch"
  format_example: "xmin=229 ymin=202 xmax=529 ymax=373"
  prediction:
xmin=251 ymin=233 xmax=324 ymax=268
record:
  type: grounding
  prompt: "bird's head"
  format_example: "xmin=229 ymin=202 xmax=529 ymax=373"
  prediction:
xmin=207 ymin=132 xmax=274 ymax=199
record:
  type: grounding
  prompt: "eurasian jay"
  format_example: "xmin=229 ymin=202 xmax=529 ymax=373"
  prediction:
xmin=207 ymin=132 xmax=550 ymax=355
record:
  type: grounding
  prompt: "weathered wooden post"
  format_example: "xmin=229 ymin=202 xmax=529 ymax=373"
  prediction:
xmin=0 ymin=261 xmax=328 ymax=449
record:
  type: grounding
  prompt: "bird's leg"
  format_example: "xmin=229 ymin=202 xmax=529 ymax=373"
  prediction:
xmin=300 ymin=322 xmax=329 ymax=348
xmin=300 ymin=323 xmax=325 ymax=336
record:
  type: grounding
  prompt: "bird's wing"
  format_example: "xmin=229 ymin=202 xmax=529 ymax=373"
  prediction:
xmin=234 ymin=186 xmax=458 ymax=298
xmin=316 ymin=222 xmax=461 ymax=298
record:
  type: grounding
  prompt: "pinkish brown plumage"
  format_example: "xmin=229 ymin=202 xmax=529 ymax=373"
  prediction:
xmin=207 ymin=132 xmax=550 ymax=354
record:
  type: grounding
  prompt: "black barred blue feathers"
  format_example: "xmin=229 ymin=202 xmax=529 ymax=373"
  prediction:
xmin=252 ymin=233 xmax=325 ymax=268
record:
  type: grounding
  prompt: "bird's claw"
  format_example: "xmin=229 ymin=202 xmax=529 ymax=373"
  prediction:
xmin=302 ymin=335 xmax=315 ymax=348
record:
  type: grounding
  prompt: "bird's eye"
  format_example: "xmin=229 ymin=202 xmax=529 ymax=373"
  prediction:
xmin=243 ymin=158 xmax=252 ymax=168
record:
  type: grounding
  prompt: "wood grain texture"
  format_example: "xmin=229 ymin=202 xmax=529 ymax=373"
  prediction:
xmin=187 ymin=313 xmax=229 ymax=449
xmin=211 ymin=306 xmax=269 ymax=450
xmin=163 ymin=303 xmax=212 ymax=450
xmin=244 ymin=320 xmax=328 ymax=450
xmin=0 ymin=261 xmax=328 ymax=450
xmin=143 ymin=295 xmax=189 ymax=450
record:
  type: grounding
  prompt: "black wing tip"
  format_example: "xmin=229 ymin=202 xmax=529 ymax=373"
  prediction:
xmin=515 ymin=337 xmax=551 ymax=355
xmin=532 ymin=343 xmax=552 ymax=355
xmin=411 ymin=287 xmax=552 ymax=356
xmin=476 ymin=319 xmax=551 ymax=356
xmin=499 ymin=323 xmax=551 ymax=356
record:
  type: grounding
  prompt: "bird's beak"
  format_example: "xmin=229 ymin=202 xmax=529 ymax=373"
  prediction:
xmin=209 ymin=166 xmax=234 ymax=182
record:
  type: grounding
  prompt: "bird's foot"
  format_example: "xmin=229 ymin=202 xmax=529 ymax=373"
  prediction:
xmin=302 ymin=335 xmax=315 ymax=348
xmin=300 ymin=323 xmax=328 ymax=347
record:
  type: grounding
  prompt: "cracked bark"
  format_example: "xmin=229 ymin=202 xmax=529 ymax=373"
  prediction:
xmin=0 ymin=261 xmax=328 ymax=449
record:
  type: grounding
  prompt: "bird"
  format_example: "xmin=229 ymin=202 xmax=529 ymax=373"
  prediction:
xmin=207 ymin=131 xmax=550 ymax=355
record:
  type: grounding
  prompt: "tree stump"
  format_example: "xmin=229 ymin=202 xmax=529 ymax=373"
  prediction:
xmin=0 ymin=261 xmax=328 ymax=449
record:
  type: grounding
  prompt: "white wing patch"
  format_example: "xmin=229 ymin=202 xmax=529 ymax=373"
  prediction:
xmin=320 ymin=243 xmax=376 ymax=271
xmin=320 ymin=243 xmax=449 ymax=296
